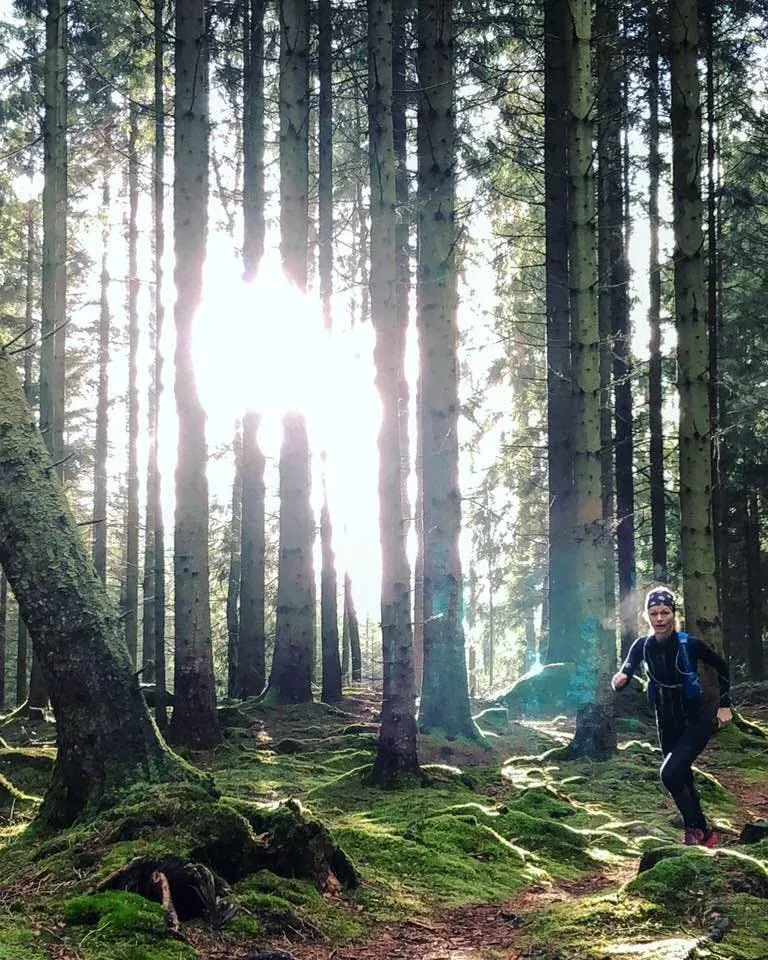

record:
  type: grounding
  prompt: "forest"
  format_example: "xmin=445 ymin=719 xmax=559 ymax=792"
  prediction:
xmin=1 ymin=0 xmax=768 ymax=956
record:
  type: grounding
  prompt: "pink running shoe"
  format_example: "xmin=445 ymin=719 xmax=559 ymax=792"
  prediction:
xmin=684 ymin=828 xmax=704 ymax=845
xmin=701 ymin=829 xmax=719 ymax=848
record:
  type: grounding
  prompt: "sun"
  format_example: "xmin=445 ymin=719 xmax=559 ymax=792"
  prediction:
xmin=190 ymin=246 xmax=384 ymax=618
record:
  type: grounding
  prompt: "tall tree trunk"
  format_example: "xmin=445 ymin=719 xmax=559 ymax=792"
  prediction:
xmin=596 ymin=0 xmax=634 ymax=658
xmin=320 ymin=478 xmax=342 ymax=703
xmin=318 ymin=0 xmax=332 ymax=330
xmin=17 ymin=200 xmax=35 ymax=706
xmin=33 ymin=0 xmax=69 ymax=719
xmin=544 ymin=0 xmax=575 ymax=664
xmin=669 ymin=0 xmax=721 ymax=652
xmin=238 ymin=411 xmax=266 ymax=697
xmin=240 ymin=0 xmax=268 ymax=701
xmin=243 ymin=0 xmax=266 ymax=281
xmin=745 ymin=488 xmax=764 ymax=681
xmin=266 ymin=413 xmax=314 ymax=702
xmin=41 ymin=0 xmax=67 ymax=477
xmin=647 ymin=0 xmax=667 ymax=584
xmin=0 ymin=350 xmax=202 ymax=826
xmin=168 ymin=0 xmax=221 ymax=748
xmin=393 ymin=0 xmax=412 ymax=660
xmin=369 ymin=0 xmax=419 ymax=783
xmin=152 ymin=0 xmax=168 ymax=730
xmin=227 ymin=421 xmax=243 ymax=697
xmin=268 ymin=0 xmax=315 ymax=704
xmin=344 ymin=573 xmax=362 ymax=683
xmin=125 ymin=99 xmax=140 ymax=666
xmin=565 ymin=0 xmax=616 ymax=759
xmin=93 ymin=173 xmax=110 ymax=583
xmin=704 ymin=0 xmax=726 ymax=627
xmin=416 ymin=0 xmax=475 ymax=739
xmin=317 ymin=0 xmax=339 ymax=704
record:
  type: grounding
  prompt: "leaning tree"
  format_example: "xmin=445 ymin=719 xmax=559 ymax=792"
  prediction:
xmin=0 ymin=346 xmax=201 ymax=828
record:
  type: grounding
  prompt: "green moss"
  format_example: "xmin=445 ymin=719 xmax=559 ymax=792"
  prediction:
xmin=625 ymin=848 xmax=768 ymax=911
xmin=519 ymin=892 xmax=668 ymax=959
xmin=64 ymin=892 xmax=166 ymax=935
xmin=0 ymin=922 xmax=50 ymax=960
xmin=62 ymin=892 xmax=197 ymax=960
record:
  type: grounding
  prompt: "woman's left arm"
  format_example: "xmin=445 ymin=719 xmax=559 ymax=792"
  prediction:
xmin=695 ymin=639 xmax=733 ymax=724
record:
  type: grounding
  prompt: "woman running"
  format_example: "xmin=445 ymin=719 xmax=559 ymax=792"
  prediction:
xmin=611 ymin=587 xmax=732 ymax=846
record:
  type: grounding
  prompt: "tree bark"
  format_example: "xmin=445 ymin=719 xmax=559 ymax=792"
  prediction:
xmin=544 ymin=0 xmax=576 ymax=664
xmin=369 ymin=0 xmax=419 ymax=782
xmin=169 ymin=0 xmax=221 ymax=748
xmin=416 ymin=0 xmax=475 ymax=739
xmin=647 ymin=0 xmax=667 ymax=585
xmin=266 ymin=413 xmax=315 ymax=703
xmin=669 ymin=0 xmax=721 ymax=652
xmin=344 ymin=573 xmax=362 ymax=684
xmin=238 ymin=411 xmax=266 ymax=697
xmin=152 ymin=0 xmax=168 ymax=730
xmin=227 ymin=421 xmax=243 ymax=697
xmin=93 ymin=173 xmax=110 ymax=584
xmin=745 ymin=489 xmax=764 ymax=681
xmin=125 ymin=99 xmax=140 ymax=666
xmin=0 ymin=349 xmax=202 ymax=826
xmin=243 ymin=0 xmax=266 ymax=280
xmin=565 ymin=0 xmax=616 ymax=755
xmin=596 ymin=0 xmax=634 ymax=658
xmin=272 ymin=0 xmax=315 ymax=704
xmin=320 ymin=480 xmax=342 ymax=702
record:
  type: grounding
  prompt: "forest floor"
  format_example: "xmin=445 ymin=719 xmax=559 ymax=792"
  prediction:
xmin=187 ymin=692 xmax=768 ymax=960
xmin=2 ymin=686 xmax=768 ymax=960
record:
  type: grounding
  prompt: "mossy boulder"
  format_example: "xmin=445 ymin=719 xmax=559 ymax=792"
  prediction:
xmin=626 ymin=848 xmax=768 ymax=913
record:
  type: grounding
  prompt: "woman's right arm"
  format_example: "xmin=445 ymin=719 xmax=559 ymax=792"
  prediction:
xmin=612 ymin=637 xmax=643 ymax=691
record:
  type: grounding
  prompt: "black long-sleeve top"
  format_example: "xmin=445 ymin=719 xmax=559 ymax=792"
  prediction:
xmin=618 ymin=631 xmax=731 ymax=717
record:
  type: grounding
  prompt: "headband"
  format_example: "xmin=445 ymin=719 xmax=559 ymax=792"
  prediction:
xmin=646 ymin=588 xmax=675 ymax=611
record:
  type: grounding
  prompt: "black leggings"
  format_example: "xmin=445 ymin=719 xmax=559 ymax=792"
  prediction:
xmin=659 ymin=715 xmax=714 ymax=830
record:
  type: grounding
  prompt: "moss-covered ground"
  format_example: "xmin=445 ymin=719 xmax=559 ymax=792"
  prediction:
xmin=0 ymin=689 xmax=766 ymax=960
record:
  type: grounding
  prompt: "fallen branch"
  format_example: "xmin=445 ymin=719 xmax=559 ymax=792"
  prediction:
xmin=151 ymin=870 xmax=184 ymax=940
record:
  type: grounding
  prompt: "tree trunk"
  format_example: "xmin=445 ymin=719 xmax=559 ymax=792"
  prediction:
xmin=93 ymin=173 xmax=110 ymax=584
xmin=596 ymin=0 xmax=634 ymax=659
xmin=544 ymin=0 xmax=576 ymax=664
xmin=320 ymin=480 xmax=342 ymax=703
xmin=125 ymin=99 xmax=140 ymax=666
xmin=273 ymin=0 xmax=315 ymax=704
xmin=227 ymin=421 xmax=243 ymax=697
xmin=0 ymin=350 xmax=202 ymax=826
xmin=168 ymin=0 xmax=221 ymax=748
xmin=745 ymin=489 xmax=764 ymax=681
xmin=243 ymin=0 xmax=266 ymax=280
xmin=344 ymin=574 xmax=362 ymax=684
xmin=369 ymin=0 xmax=419 ymax=783
xmin=34 ymin=0 xmax=68 ymax=719
xmin=647 ymin=0 xmax=667 ymax=585
xmin=669 ymin=0 xmax=721 ymax=652
xmin=152 ymin=0 xmax=168 ymax=730
xmin=238 ymin=411 xmax=266 ymax=697
xmin=266 ymin=413 xmax=315 ymax=703
xmin=318 ymin=0 xmax=332 ymax=329
xmin=566 ymin=0 xmax=616 ymax=756
xmin=416 ymin=0 xmax=475 ymax=739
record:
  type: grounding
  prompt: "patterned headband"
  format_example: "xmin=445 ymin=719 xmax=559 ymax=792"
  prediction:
xmin=646 ymin=589 xmax=675 ymax=611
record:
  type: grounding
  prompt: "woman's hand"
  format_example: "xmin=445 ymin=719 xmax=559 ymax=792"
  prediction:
xmin=716 ymin=706 xmax=733 ymax=728
xmin=611 ymin=671 xmax=629 ymax=691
